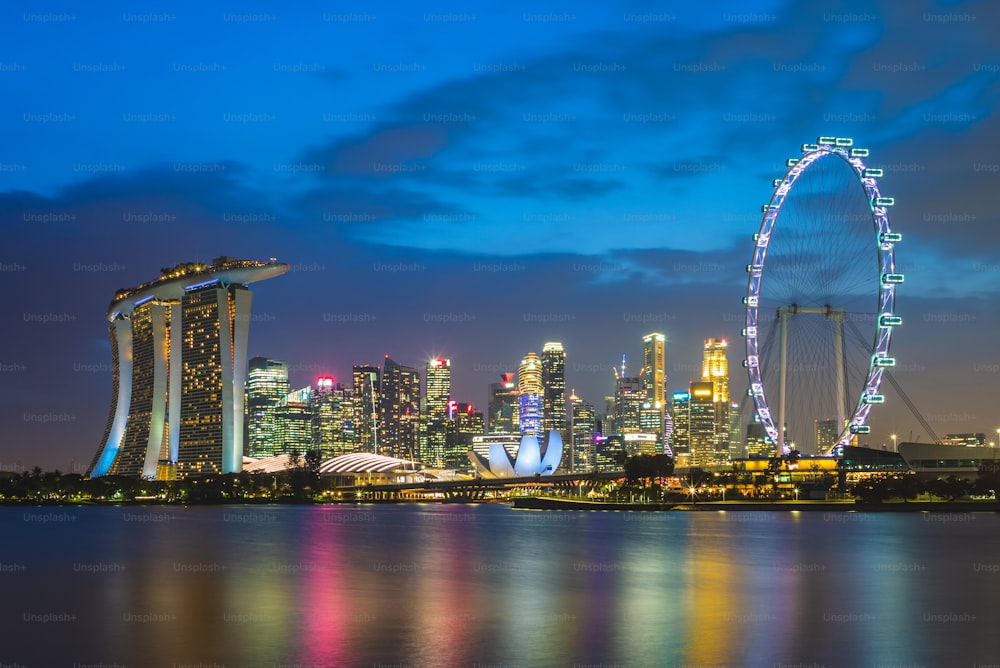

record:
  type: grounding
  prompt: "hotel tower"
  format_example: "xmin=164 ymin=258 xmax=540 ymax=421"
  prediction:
xmin=87 ymin=257 xmax=288 ymax=479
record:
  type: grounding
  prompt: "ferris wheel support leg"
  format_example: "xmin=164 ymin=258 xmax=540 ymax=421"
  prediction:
xmin=833 ymin=310 xmax=846 ymax=438
xmin=778 ymin=307 xmax=788 ymax=456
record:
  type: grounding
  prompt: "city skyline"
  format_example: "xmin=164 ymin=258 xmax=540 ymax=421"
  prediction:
xmin=2 ymin=1 xmax=1000 ymax=471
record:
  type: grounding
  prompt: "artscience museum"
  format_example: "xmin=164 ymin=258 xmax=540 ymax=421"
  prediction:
xmin=469 ymin=431 xmax=563 ymax=478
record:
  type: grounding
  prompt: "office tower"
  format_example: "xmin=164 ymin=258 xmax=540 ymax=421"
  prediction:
xmin=670 ymin=392 xmax=691 ymax=456
xmin=593 ymin=435 xmax=624 ymax=472
xmin=379 ymin=356 xmax=421 ymax=460
xmin=688 ymin=381 xmax=716 ymax=467
xmin=638 ymin=401 xmax=662 ymax=453
xmin=517 ymin=352 xmax=543 ymax=436
xmin=312 ymin=377 xmax=356 ymax=458
xmin=728 ymin=402 xmax=742 ymax=461
xmin=353 ymin=364 xmax=381 ymax=454
xmin=276 ymin=387 xmax=314 ymax=455
xmin=746 ymin=421 xmax=771 ymax=458
xmin=814 ymin=418 xmax=839 ymax=455
xmin=570 ymin=392 xmax=596 ymax=473
xmin=613 ymin=375 xmax=644 ymax=436
xmin=88 ymin=257 xmax=288 ymax=479
xmin=246 ymin=357 xmax=290 ymax=458
xmin=424 ymin=358 xmax=451 ymax=467
xmin=541 ymin=342 xmax=567 ymax=441
xmin=703 ymin=338 xmax=731 ymax=460
xmin=487 ymin=373 xmax=518 ymax=434
xmin=449 ymin=402 xmax=485 ymax=464
xmin=642 ymin=331 xmax=666 ymax=422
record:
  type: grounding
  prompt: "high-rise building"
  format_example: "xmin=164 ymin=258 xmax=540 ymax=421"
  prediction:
xmin=487 ymin=373 xmax=518 ymax=434
xmin=728 ymin=402 xmax=742 ymax=461
xmin=746 ymin=421 xmax=771 ymax=458
xmin=312 ymin=377 xmax=357 ymax=458
xmin=670 ymin=392 xmax=690 ymax=457
xmin=541 ymin=342 xmax=567 ymax=441
xmin=276 ymin=386 xmax=314 ymax=455
xmin=642 ymin=332 xmax=666 ymax=413
xmin=352 ymin=364 xmax=381 ymax=454
xmin=688 ymin=380 xmax=716 ymax=467
xmin=246 ymin=357 xmax=290 ymax=458
xmin=449 ymin=401 xmax=485 ymax=463
xmin=424 ymin=358 xmax=451 ymax=467
xmin=569 ymin=391 xmax=595 ymax=473
xmin=814 ymin=418 xmax=839 ymax=455
xmin=703 ymin=338 xmax=731 ymax=460
xmin=379 ymin=356 xmax=421 ymax=460
xmin=88 ymin=257 xmax=288 ymax=479
xmin=613 ymin=375 xmax=644 ymax=436
xmin=518 ymin=352 xmax=543 ymax=436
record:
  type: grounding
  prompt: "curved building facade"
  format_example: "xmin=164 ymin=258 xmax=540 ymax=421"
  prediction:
xmin=87 ymin=257 xmax=288 ymax=479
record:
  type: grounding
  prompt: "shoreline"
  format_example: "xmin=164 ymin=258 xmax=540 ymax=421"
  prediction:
xmin=511 ymin=497 xmax=1000 ymax=512
xmin=3 ymin=497 xmax=1000 ymax=512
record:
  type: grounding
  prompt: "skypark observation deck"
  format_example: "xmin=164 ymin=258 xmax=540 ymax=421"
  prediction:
xmin=108 ymin=257 xmax=288 ymax=320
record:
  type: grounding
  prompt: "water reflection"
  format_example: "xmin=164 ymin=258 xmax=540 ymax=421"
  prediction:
xmin=2 ymin=506 xmax=1000 ymax=666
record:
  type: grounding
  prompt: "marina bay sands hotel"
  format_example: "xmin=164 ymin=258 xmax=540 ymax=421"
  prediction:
xmin=87 ymin=257 xmax=288 ymax=480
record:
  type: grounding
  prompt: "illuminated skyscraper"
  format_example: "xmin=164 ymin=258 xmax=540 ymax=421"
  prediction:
xmin=246 ymin=357 xmax=290 ymax=458
xmin=642 ymin=332 xmax=666 ymax=410
xmin=688 ymin=381 xmax=716 ymax=467
xmin=487 ymin=373 xmax=518 ymax=434
xmin=424 ymin=358 xmax=451 ymax=467
xmin=276 ymin=386 xmax=314 ymax=455
xmin=569 ymin=392 xmax=596 ymax=473
xmin=312 ymin=377 xmax=357 ymax=458
xmin=541 ymin=342 xmax=567 ymax=440
xmin=379 ymin=357 xmax=421 ymax=460
xmin=449 ymin=401 xmax=485 ymax=461
xmin=703 ymin=338 xmax=731 ymax=460
xmin=814 ymin=418 xmax=839 ymax=455
xmin=353 ymin=364 xmax=381 ymax=454
xmin=728 ymin=402 xmax=742 ymax=461
xmin=746 ymin=421 xmax=771 ymax=458
xmin=613 ymin=375 xmax=644 ymax=436
xmin=518 ymin=352 xmax=543 ymax=436
xmin=670 ymin=392 xmax=690 ymax=459
xmin=88 ymin=257 xmax=288 ymax=479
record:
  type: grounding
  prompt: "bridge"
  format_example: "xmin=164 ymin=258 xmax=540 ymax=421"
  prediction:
xmin=336 ymin=471 xmax=624 ymax=501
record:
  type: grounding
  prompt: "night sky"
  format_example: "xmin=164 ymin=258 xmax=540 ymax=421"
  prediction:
xmin=2 ymin=0 xmax=998 ymax=471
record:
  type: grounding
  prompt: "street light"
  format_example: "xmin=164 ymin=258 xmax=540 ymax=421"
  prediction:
xmin=891 ymin=433 xmax=898 ymax=452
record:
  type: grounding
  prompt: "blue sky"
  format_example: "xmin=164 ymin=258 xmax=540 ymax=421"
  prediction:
xmin=2 ymin=0 xmax=999 ymax=469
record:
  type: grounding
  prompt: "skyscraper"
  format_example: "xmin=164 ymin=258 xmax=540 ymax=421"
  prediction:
xmin=424 ymin=358 xmax=451 ymax=467
xmin=814 ymin=418 xmax=839 ymax=455
xmin=276 ymin=386 xmax=314 ymax=456
xmin=487 ymin=372 xmax=518 ymax=434
xmin=613 ymin=375 xmax=644 ymax=436
xmin=312 ymin=377 xmax=357 ymax=458
xmin=379 ymin=356 xmax=421 ymax=460
xmin=688 ymin=380 xmax=716 ymax=467
xmin=569 ymin=392 xmax=596 ymax=473
xmin=541 ymin=342 xmax=567 ymax=441
xmin=88 ymin=257 xmax=288 ymax=479
xmin=702 ymin=338 xmax=731 ymax=460
xmin=353 ymin=364 xmax=380 ymax=454
xmin=246 ymin=357 xmax=290 ymax=458
xmin=517 ymin=352 xmax=543 ymax=436
xmin=670 ymin=392 xmax=690 ymax=459
xmin=642 ymin=332 xmax=666 ymax=410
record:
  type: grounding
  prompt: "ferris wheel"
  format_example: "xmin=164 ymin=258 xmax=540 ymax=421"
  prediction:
xmin=743 ymin=136 xmax=902 ymax=455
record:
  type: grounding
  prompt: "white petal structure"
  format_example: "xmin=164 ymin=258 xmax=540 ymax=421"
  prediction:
xmin=470 ymin=430 xmax=563 ymax=478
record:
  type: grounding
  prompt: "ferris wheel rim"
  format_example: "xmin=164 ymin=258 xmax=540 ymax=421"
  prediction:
xmin=742 ymin=137 xmax=900 ymax=454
